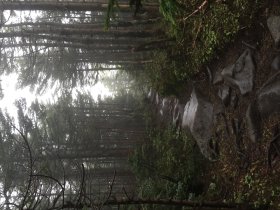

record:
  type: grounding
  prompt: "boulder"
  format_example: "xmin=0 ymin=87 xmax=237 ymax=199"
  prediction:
xmin=213 ymin=69 xmax=223 ymax=85
xmin=246 ymin=103 xmax=262 ymax=142
xmin=246 ymin=72 xmax=280 ymax=142
xmin=230 ymin=90 xmax=239 ymax=109
xmin=271 ymin=55 xmax=280 ymax=72
xmin=222 ymin=49 xmax=255 ymax=95
xmin=160 ymin=97 xmax=176 ymax=117
xmin=147 ymin=88 xmax=156 ymax=103
xmin=267 ymin=16 xmax=280 ymax=47
xmin=218 ymin=85 xmax=231 ymax=106
xmin=155 ymin=93 xmax=162 ymax=106
xmin=221 ymin=64 xmax=234 ymax=78
xmin=172 ymin=99 xmax=184 ymax=128
xmin=182 ymin=88 xmax=215 ymax=160
xmin=257 ymin=72 xmax=280 ymax=117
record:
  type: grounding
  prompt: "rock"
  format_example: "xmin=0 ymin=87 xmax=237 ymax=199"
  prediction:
xmin=257 ymin=72 xmax=280 ymax=117
xmin=246 ymin=103 xmax=262 ymax=142
xmin=155 ymin=93 xmax=161 ymax=105
xmin=160 ymin=97 xmax=175 ymax=117
xmin=218 ymin=85 xmax=231 ymax=106
xmin=213 ymin=102 xmax=224 ymax=115
xmin=246 ymin=72 xmax=280 ymax=142
xmin=148 ymin=88 xmax=156 ymax=102
xmin=206 ymin=66 xmax=213 ymax=84
xmin=172 ymin=99 xmax=184 ymax=128
xmin=213 ymin=69 xmax=223 ymax=85
xmin=268 ymin=126 xmax=280 ymax=168
xmin=222 ymin=49 xmax=255 ymax=95
xmin=221 ymin=64 xmax=234 ymax=78
xmin=271 ymin=55 xmax=280 ymax=72
xmin=182 ymin=88 xmax=215 ymax=160
xmin=267 ymin=16 xmax=280 ymax=47
xmin=230 ymin=90 xmax=239 ymax=109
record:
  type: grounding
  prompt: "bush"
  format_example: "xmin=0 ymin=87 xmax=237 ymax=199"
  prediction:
xmin=147 ymin=0 xmax=265 ymax=95
xmin=144 ymin=50 xmax=190 ymax=96
xmin=129 ymin=125 xmax=209 ymax=203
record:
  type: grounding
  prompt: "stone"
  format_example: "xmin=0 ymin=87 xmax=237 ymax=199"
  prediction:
xmin=206 ymin=66 xmax=213 ymax=84
xmin=213 ymin=102 xmax=224 ymax=115
xmin=147 ymin=88 xmax=156 ymax=102
xmin=221 ymin=64 xmax=234 ymax=78
xmin=222 ymin=49 xmax=255 ymax=95
xmin=268 ymin=127 xmax=280 ymax=168
xmin=271 ymin=55 xmax=280 ymax=72
xmin=160 ymin=97 xmax=175 ymax=117
xmin=213 ymin=69 xmax=223 ymax=85
xmin=218 ymin=85 xmax=231 ymax=106
xmin=155 ymin=93 xmax=161 ymax=105
xmin=257 ymin=72 xmax=280 ymax=117
xmin=246 ymin=103 xmax=262 ymax=142
xmin=246 ymin=72 xmax=280 ymax=142
xmin=172 ymin=99 xmax=184 ymax=128
xmin=230 ymin=90 xmax=239 ymax=109
xmin=182 ymin=88 xmax=215 ymax=160
xmin=267 ymin=16 xmax=280 ymax=47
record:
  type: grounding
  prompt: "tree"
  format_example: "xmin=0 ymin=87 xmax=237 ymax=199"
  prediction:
xmin=0 ymin=0 xmax=162 ymax=93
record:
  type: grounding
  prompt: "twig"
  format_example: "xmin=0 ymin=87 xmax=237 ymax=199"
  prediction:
xmin=31 ymin=174 xmax=64 ymax=192
xmin=122 ymin=187 xmax=132 ymax=201
xmin=242 ymin=41 xmax=256 ymax=50
xmin=98 ymin=170 xmax=117 ymax=209
xmin=9 ymin=123 xmax=34 ymax=210
xmin=77 ymin=163 xmax=86 ymax=206
xmin=183 ymin=0 xmax=208 ymax=21
xmin=105 ymin=170 xmax=117 ymax=202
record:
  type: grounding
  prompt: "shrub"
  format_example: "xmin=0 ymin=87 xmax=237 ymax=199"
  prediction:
xmin=130 ymin=125 xmax=209 ymax=202
xmin=147 ymin=0 xmax=265 ymax=94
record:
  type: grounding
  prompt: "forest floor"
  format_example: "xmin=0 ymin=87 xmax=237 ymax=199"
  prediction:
xmin=177 ymin=3 xmax=280 ymax=209
xmin=132 ymin=1 xmax=280 ymax=209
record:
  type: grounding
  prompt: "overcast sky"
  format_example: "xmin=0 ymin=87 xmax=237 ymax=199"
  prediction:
xmin=0 ymin=10 xmax=114 ymax=119
xmin=0 ymin=72 xmax=113 ymax=119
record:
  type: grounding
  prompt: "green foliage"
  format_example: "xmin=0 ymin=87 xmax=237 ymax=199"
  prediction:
xmin=130 ymin=125 xmax=208 ymax=204
xmin=145 ymin=50 xmax=191 ymax=96
xmin=159 ymin=0 xmax=182 ymax=26
xmin=234 ymin=171 xmax=280 ymax=209
xmin=149 ymin=0 xmax=265 ymax=95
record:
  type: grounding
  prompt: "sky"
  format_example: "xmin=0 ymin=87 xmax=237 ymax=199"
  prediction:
xmin=0 ymin=10 xmax=114 ymax=119
xmin=0 ymin=72 xmax=113 ymax=119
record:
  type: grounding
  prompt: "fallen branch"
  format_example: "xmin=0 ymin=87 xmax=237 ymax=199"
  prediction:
xmin=183 ymin=0 xmax=208 ymax=21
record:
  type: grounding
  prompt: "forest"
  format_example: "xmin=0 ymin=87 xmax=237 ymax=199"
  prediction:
xmin=0 ymin=0 xmax=280 ymax=210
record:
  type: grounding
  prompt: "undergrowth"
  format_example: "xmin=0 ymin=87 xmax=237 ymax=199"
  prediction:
xmin=129 ymin=125 xmax=209 ymax=209
xmin=147 ymin=0 xmax=265 ymax=95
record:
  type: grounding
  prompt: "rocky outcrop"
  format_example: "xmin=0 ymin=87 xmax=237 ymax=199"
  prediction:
xmin=257 ymin=72 xmax=280 ymax=117
xmin=267 ymin=16 xmax=280 ymax=47
xmin=246 ymin=72 xmax=280 ymax=142
xmin=221 ymin=49 xmax=255 ymax=95
xmin=182 ymin=88 xmax=216 ymax=160
xmin=271 ymin=55 xmax=280 ymax=72
xmin=172 ymin=99 xmax=184 ymax=129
